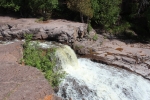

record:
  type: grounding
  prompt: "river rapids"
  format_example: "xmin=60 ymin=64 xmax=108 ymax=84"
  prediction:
xmin=33 ymin=41 xmax=150 ymax=100
xmin=54 ymin=44 xmax=150 ymax=100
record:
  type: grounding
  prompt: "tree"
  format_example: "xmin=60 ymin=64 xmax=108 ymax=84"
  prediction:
xmin=0 ymin=0 xmax=58 ymax=18
xmin=91 ymin=0 xmax=122 ymax=28
xmin=30 ymin=0 xmax=58 ymax=19
xmin=138 ymin=0 xmax=149 ymax=13
xmin=67 ymin=0 xmax=93 ymax=23
xmin=0 ymin=0 xmax=20 ymax=12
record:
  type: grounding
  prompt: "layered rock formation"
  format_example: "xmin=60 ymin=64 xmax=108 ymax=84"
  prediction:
xmin=73 ymin=35 xmax=150 ymax=80
xmin=0 ymin=17 xmax=87 ymax=43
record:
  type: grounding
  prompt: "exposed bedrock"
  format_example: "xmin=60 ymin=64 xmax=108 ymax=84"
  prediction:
xmin=73 ymin=35 xmax=150 ymax=80
xmin=0 ymin=17 xmax=87 ymax=43
xmin=0 ymin=42 xmax=61 ymax=100
xmin=0 ymin=17 xmax=150 ymax=81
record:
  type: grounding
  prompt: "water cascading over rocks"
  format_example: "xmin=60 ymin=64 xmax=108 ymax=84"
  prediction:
xmin=38 ymin=41 xmax=150 ymax=100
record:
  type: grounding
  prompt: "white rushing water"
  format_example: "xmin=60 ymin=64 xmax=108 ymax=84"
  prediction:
xmin=55 ymin=45 xmax=150 ymax=100
xmin=35 ymin=41 xmax=150 ymax=100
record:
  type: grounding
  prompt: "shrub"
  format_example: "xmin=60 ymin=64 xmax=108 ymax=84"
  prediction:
xmin=110 ymin=21 xmax=131 ymax=34
xmin=92 ymin=34 xmax=98 ymax=41
xmin=87 ymin=22 xmax=93 ymax=33
xmin=22 ymin=34 xmax=65 ymax=87
xmin=91 ymin=0 xmax=121 ymax=29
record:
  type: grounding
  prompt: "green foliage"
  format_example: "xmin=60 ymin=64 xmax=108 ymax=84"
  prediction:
xmin=31 ymin=0 xmax=58 ymax=19
xmin=129 ymin=3 xmax=139 ymax=18
xmin=1 ymin=0 xmax=150 ymax=38
xmin=22 ymin=34 xmax=65 ymax=87
xmin=124 ymin=29 xmax=137 ymax=38
xmin=110 ymin=22 xmax=131 ymax=34
xmin=39 ymin=17 xmax=44 ymax=21
xmin=0 ymin=0 xmax=20 ymax=11
xmin=92 ymin=34 xmax=98 ymax=41
xmin=91 ymin=0 xmax=121 ymax=28
xmin=87 ymin=22 xmax=93 ymax=33
xmin=35 ymin=17 xmax=44 ymax=22
xmin=0 ymin=0 xmax=58 ymax=18
xmin=67 ymin=0 xmax=93 ymax=18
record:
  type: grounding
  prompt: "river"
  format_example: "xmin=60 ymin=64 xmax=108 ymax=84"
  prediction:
xmin=54 ymin=44 xmax=150 ymax=100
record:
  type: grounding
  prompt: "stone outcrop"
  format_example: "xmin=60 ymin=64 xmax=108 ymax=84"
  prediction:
xmin=0 ymin=41 xmax=61 ymax=100
xmin=0 ymin=17 xmax=87 ymax=43
xmin=0 ymin=16 xmax=150 ymax=94
xmin=73 ymin=34 xmax=150 ymax=80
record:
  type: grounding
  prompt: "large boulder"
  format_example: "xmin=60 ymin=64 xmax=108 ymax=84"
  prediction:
xmin=0 ymin=63 xmax=54 ymax=100
xmin=0 ymin=41 xmax=61 ymax=100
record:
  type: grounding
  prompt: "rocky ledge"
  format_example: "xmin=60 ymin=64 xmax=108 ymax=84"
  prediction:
xmin=0 ymin=17 xmax=93 ymax=100
xmin=73 ymin=34 xmax=150 ymax=80
xmin=0 ymin=16 xmax=150 ymax=99
xmin=0 ymin=42 xmax=61 ymax=100
xmin=0 ymin=16 xmax=87 ymax=43
xmin=0 ymin=17 xmax=150 ymax=80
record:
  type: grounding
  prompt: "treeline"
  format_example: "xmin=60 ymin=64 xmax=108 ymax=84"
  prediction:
xmin=0 ymin=0 xmax=150 ymax=40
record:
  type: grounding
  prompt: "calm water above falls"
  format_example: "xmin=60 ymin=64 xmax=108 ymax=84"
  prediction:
xmin=55 ymin=45 xmax=150 ymax=100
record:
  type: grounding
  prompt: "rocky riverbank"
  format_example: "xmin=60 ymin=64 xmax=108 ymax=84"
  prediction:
xmin=0 ymin=17 xmax=150 ymax=80
xmin=0 ymin=41 xmax=61 ymax=100
xmin=0 ymin=16 xmax=150 ymax=99
xmin=73 ymin=35 xmax=150 ymax=80
xmin=0 ymin=16 xmax=87 ymax=43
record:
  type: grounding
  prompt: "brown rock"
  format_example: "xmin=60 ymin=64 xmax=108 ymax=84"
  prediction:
xmin=0 ymin=41 xmax=23 ymax=63
xmin=0 ymin=63 xmax=54 ymax=100
xmin=0 ymin=41 xmax=61 ymax=100
xmin=78 ymin=35 xmax=150 ymax=80
xmin=0 ymin=17 xmax=87 ymax=43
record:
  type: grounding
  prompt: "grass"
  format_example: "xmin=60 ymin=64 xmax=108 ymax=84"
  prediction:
xmin=87 ymin=23 xmax=92 ymax=33
xmin=93 ymin=34 xmax=98 ymax=41
xmin=21 ymin=34 xmax=65 ymax=87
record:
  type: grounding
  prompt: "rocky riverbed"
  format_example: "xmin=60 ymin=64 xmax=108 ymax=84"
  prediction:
xmin=0 ymin=16 xmax=150 ymax=100
xmin=73 ymin=35 xmax=150 ymax=80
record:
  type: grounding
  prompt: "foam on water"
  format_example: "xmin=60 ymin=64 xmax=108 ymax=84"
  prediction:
xmin=0 ymin=39 xmax=20 ymax=45
xmin=56 ymin=46 xmax=150 ymax=100
xmin=30 ymin=41 xmax=150 ymax=100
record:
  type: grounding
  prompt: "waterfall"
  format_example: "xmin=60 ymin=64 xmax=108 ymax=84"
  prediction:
xmin=36 ymin=41 xmax=150 ymax=100
xmin=55 ymin=45 xmax=150 ymax=100
xmin=55 ymin=45 xmax=79 ymax=69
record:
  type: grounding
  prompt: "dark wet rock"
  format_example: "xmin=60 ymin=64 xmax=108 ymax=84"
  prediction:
xmin=58 ymin=77 xmax=97 ymax=100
